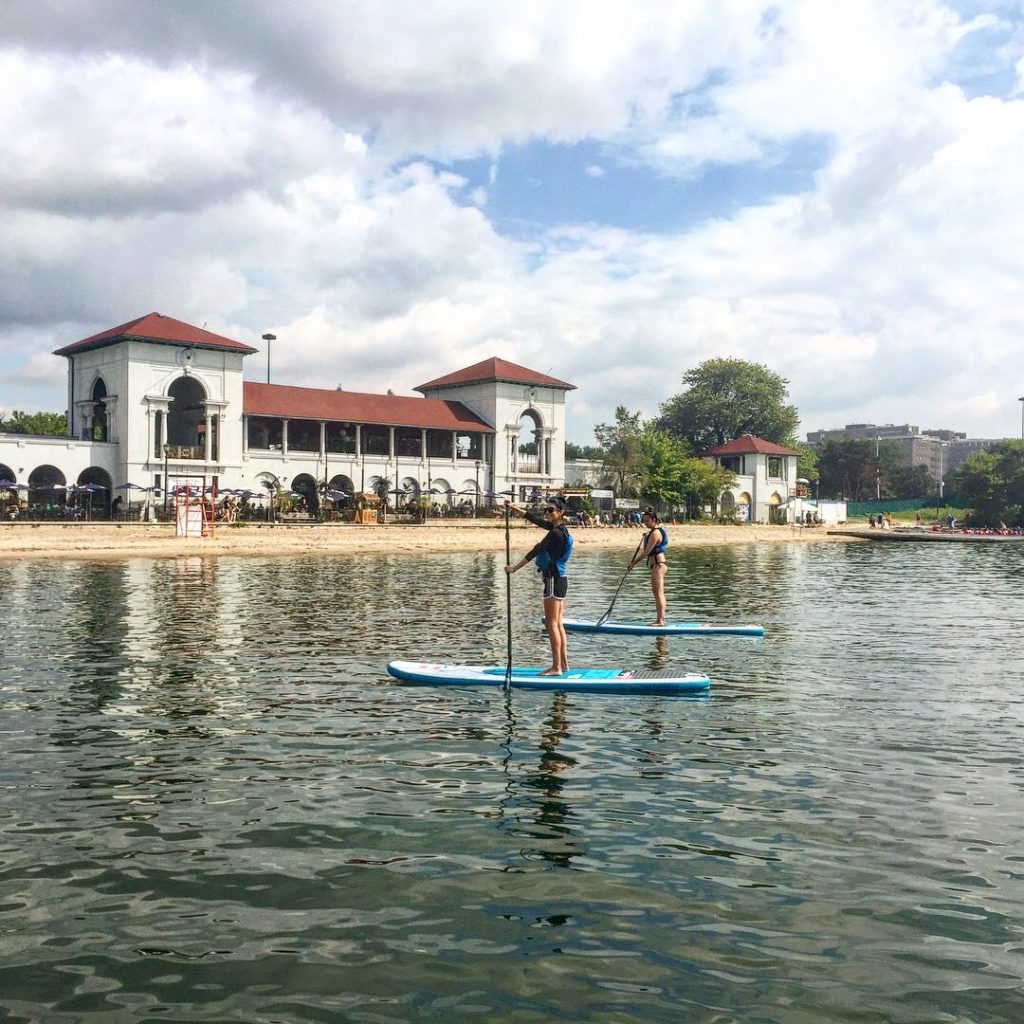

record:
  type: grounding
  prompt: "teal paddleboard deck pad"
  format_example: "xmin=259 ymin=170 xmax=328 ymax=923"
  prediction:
xmin=558 ymin=617 xmax=765 ymax=637
xmin=387 ymin=661 xmax=711 ymax=694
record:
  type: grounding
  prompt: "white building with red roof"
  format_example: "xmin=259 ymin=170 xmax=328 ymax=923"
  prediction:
xmin=701 ymin=435 xmax=801 ymax=523
xmin=0 ymin=313 xmax=575 ymax=517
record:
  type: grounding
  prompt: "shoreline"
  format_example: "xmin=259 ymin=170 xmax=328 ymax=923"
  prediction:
xmin=0 ymin=520 xmax=862 ymax=560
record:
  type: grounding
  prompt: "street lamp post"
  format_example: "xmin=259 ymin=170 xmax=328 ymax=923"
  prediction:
xmin=162 ymin=443 xmax=170 ymax=515
xmin=1019 ymin=396 xmax=1024 ymax=440
xmin=262 ymin=333 xmax=276 ymax=385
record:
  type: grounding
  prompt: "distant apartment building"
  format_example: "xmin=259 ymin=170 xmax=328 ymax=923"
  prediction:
xmin=806 ymin=422 xmax=999 ymax=482
xmin=805 ymin=423 xmax=923 ymax=445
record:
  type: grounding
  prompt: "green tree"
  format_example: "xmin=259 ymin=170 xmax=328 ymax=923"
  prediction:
xmin=657 ymin=358 xmax=800 ymax=450
xmin=886 ymin=463 xmax=935 ymax=500
xmin=678 ymin=459 xmax=735 ymax=519
xmin=953 ymin=441 xmax=1024 ymax=526
xmin=816 ymin=439 xmax=876 ymax=501
xmin=565 ymin=441 xmax=603 ymax=460
xmin=637 ymin=425 xmax=689 ymax=509
xmin=594 ymin=406 xmax=644 ymax=496
xmin=1 ymin=410 xmax=67 ymax=436
xmin=793 ymin=442 xmax=819 ymax=488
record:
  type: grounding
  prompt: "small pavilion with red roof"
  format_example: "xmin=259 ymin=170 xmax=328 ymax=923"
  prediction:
xmin=701 ymin=435 xmax=801 ymax=523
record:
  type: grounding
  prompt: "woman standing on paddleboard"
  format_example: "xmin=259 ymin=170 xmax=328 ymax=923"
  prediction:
xmin=505 ymin=496 xmax=574 ymax=675
xmin=628 ymin=508 xmax=668 ymax=626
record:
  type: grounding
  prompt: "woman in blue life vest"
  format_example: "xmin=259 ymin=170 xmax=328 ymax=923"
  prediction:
xmin=627 ymin=507 xmax=668 ymax=625
xmin=505 ymin=496 xmax=574 ymax=675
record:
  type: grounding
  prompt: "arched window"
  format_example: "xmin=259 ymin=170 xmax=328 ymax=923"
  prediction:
xmin=167 ymin=376 xmax=208 ymax=451
xmin=514 ymin=408 xmax=543 ymax=473
xmin=91 ymin=378 xmax=108 ymax=441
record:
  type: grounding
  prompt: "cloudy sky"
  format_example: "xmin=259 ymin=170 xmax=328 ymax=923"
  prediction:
xmin=2 ymin=0 xmax=1024 ymax=443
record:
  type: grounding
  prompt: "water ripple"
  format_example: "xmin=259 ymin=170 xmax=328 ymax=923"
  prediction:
xmin=1 ymin=543 xmax=1024 ymax=1022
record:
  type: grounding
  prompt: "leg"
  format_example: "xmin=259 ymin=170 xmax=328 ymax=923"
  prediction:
xmin=649 ymin=562 xmax=667 ymax=625
xmin=550 ymin=595 xmax=568 ymax=674
xmin=542 ymin=596 xmax=564 ymax=674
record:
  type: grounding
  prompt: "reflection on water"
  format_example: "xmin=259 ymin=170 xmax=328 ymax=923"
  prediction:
xmin=1 ymin=541 xmax=1024 ymax=1022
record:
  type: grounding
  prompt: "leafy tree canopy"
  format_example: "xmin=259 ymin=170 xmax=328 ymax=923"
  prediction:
xmin=816 ymin=439 xmax=877 ymax=501
xmin=0 ymin=410 xmax=67 ymax=437
xmin=637 ymin=425 xmax=690 ymax=509
xmin=594 ymin=406 xmax=645 ymax=496
xmin=657 ymin=358 xmax=800 ymax=451
xmin=953 ymin=440 xmax=1024 ymax=526
xmin=678 ymin=458 xmax=735 ymax=517
xmin=565 ymin=441 xmax=603 ymax=460
xmin=793 ymin=442 xmax=819 ymax=487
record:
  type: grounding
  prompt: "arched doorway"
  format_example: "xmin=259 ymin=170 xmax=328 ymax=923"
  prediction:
xmin=291 ymin=473 xmax=319 ymax=516
xmin=737 ymin=491 xmax=752 ymax=523
xmin=167 ymin=376 xmax=208 ymax=454
xmin=326 ymin=475 xmax=354 ymax=510
xmin=28 ymin=465 xmax=67 ymax=514
xmin=254 ymin=472 xmax=280 ymax=520
xmin=77 ymin=467 xmax=113 ymax=516
xmin=720 ymin=490 xmax=736 ymax=518
xmin=768 ymin=492 xmax=783 ymax=524
xmin=90 ymin=378 xmax=108 ymax=441
xmin=0 ymin=463 xmax=15 ymax=483
xmin=328 ymin=474 xmax=355 ymax=496
xmin=513 ymin=408 xmax=543 ymax=474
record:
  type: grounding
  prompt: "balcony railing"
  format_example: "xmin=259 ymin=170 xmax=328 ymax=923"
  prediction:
xmin=165 ymin=445 xmax=204 ymax=460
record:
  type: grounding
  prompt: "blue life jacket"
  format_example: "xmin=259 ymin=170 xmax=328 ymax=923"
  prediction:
xmin=536 ymin=526 xmax=573 ymax=576
xmin=650 ymin=526 xmax=668 ymax=556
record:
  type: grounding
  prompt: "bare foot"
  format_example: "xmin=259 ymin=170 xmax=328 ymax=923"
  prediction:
xmin=541 ymin=667 xmax=562 ymax=676
xmin=648 ymin=620 xmax=665 ymax=627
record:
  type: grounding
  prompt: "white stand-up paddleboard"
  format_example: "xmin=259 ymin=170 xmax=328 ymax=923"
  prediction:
xmin=387 ymin=660 xmax=711 ymax=695
xmin=557 ymin=617 xmax=765 ymax=637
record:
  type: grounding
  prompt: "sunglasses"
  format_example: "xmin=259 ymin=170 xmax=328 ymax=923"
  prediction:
xmin=544 ymin=506 xmax=560 ymax=513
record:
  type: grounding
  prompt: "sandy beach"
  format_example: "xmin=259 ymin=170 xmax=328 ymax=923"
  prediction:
xmin=0 ymin=519 xmax=861 ymax=560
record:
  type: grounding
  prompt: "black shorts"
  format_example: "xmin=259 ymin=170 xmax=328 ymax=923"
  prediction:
xmin=542 ymin=573 xmax=568 ymax=600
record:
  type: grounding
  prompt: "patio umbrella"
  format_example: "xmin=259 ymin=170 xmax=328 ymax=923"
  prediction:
xmin=327 ymin=489 xmax=349 ymax=500
xmin=75 ymin=483 xmax=106 ymax=493
xmin=115 ymin=482 xmax=146 ymax=491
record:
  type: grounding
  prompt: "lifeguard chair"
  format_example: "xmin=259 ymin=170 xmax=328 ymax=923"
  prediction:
xmin=173 ymin=482 xmax=216 ymax=538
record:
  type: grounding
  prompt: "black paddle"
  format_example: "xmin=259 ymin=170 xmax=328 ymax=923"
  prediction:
xmin=596 ymin=536 xmax=646 ymax=626
xmin=504 ymin=503 xmax=513 ymax=690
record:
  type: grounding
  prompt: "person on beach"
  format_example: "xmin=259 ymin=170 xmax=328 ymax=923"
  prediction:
xmin=504 ymin=496 xmax=573 ymax=675
xmin=627 ymin=507 xmax=668 ymax=625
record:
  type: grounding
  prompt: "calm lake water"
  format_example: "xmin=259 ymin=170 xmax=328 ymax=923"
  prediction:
xmin=2 ymin=538 xmax=1023 ymax=1023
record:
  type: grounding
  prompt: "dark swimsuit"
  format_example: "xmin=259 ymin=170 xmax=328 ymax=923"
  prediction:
xmin=645 ymin=526 xmax=668 ymax=568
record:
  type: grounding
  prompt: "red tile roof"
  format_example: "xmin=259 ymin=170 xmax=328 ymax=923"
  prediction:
xmin=243 ymin=382 xmax=493 ymax=432
xmin=702 ymin=435 xmax=799 ymax=457
xmin=54 ymin=313 xmax=259 ymax=356
xmin=416 ymin=356 xmax=574 ymax=392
